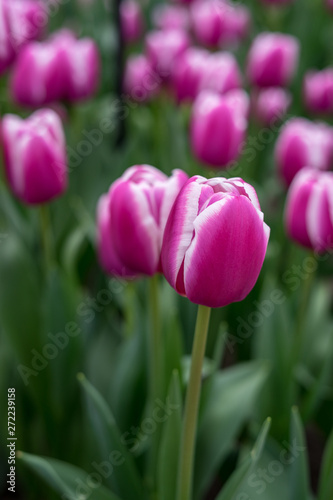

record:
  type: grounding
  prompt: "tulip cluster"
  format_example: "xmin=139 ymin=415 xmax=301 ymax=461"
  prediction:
xmin=1 ymin=109 xmax=68 ymax=205
xmin=11 ymin=30 xmax=100 ymax=107
xmin=285 ymin=168 xmax=333 ymax=252
xmin=97 ymin=166 xmax=269 ymax=309
xmin=0 ymin=0 xmax=47 ymax=75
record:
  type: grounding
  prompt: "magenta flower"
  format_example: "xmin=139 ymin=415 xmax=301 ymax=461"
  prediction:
xmin=252 ymin=87 xmax=291 ymax=125
xmin=97 ymin=166 xmax=188 ymax=277
xmin=120 ymin=0 xmax=144 ymax=44
xmin=190 ymin=90 xmax=249 ymax=168
xmin=124 ymin=54 xmax=160 ymax=102
xmin=11 ymin=30 xmax=100 ymax=107
xmin=161 ymin=175 xmax=270 ymax=307
xmin=304 ymin=68 xmax=333 ymax=114
xmin=247 ymin=32 xmax=299 ymax=87
xmin=275 ymin=118 xmax=333 ymax=186
xmin=285 ymin=168 xmax=333 ymax=252
xmin=152 ymin=4 xmax=190 ymax=32
xmin=1 ymin=109 xmax=67 ymax=205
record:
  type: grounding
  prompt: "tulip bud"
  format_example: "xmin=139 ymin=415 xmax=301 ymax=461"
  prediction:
xmin=11 ymin=31 xmax=100 ymax=106
xmin=96 ymin=166 xmax=188 ymax=277
xmin=0 ymin=0 xmax=14 ymax=75
xmin=190 ymin=90 xmax=249 ymax=168
xmin=198 ymin=51 xmax=242 ymax=95
xmin=145 ymin=29 xmax=190 ymax=81
xmin=152 ymin=5 xmax=189 ymax=32
xmin=161 ymin=175 xmax=270 ymax=307
xmin=247 ymin=32 xmax=299 ymax=87
xmin=275 ymin=118 xmax=333 ymax=186
xmin=252 ymin=87 xmax=291 ymax=126
xmin=124 ymin=54 xmax=160 ymax=102
xmin=285 ymin=168 xmax=333 ymax=252
xmin=303 ymin=68 xmax=333 ymax=114
xmin=190 ymin=0 xmax=250 ymax=49
xmin=171 ymin=47 xmax=209 ymax=103
xmin=1 ymin=109 xmax=67 ymax=205
xmin=120 ymin=0 xmax=144 ymax=44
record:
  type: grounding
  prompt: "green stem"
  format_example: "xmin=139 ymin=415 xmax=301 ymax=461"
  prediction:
xmin=177 ymin=305 xmax=211 ymax=500
xmin=39 ymin=205 xmax=54 ymax=273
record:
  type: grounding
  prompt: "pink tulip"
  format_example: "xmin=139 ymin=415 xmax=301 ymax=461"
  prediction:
xmin=275 ymin=118 xmax=333 ymax=186
xmin=97 ymin=166 xmax=188 ymax=277
xmin=120 ymin=0 xmax=144 ymax=44
xmin=198 ymin=51 xmax=242 ymax=95
xmin=152 ymin=5 xmax=189 ymax=31
xmin=145 ymin=29 xmax=190 ymax=80
xmin=247 ymin=32 xmax=299 ymax=87
xmin=252 ymin=87 xmax=291 ymax=125
xmin=11 ymin=31 xmax=100 ymax=106
xmin=285 ymin=168 xmax=333 ymax=252
xmin=0 ymin=0 xmax=47 ymax=75
xmin=304 ymin=68 xmax=333 ymax=114
xmin=161 ymin=175 xmax=270 ymax=308
xmin=124 ymin=54 xmax=160 ymax=102
xmin=190 ymin=90 xmax=249 ymax=168
xmin=171 ymin=47 xmax=209 ymax=103
xmin=190 ymin=0 xmax=251 ymax=49
xmin=1 ymin=109 xmax=67 ymax=205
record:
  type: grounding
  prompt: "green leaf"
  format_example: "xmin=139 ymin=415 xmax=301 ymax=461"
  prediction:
xmin=194 ymin=361 xmax=269 ymax=498
xmin=77 ymin=374 xmax=145 ymax=500
xmin=157 ymin=371 xmax=183 ymax=500
xmin=318 ymin=429 xmax=333 ymax=500
xmin=18 ymin=451 xmax=121 ymax=500
xmin=290 ymin=407 xmax=310 ymax=500
xmin=216 ymin=417 xmax=271 ymax=500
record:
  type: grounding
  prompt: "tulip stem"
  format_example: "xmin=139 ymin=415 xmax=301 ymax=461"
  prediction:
xmin=39 ymin=205 xmax=54 ymax=274
xmin=177 ymin=305 xmax=211 ymax=500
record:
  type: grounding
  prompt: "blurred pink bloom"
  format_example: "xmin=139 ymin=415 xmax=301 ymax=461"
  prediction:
xmin=124 ymin=54 xmax=161 ymax=102
xmin=252 ymin=87 xmax=291 ymax=125
xmin=120 ymin=0 xmax=144 ymax=44
xmin=161 ymin=175 xmax=270 ymax=307
xmin=190 ymin=89 xmax=249 ymax=168
xmin=304 ymin=68 xmax=333 ymax=114
xmin=11 ymin=30 xmax=100 ymax=107
xmin=145 ymin=29 xmax=190 ymax=81
xmin=275 ymin=118 xmax=333 ymax=186
xmin=247 ymin=32 xmax=299 ymax=87
xmin=152 ymin=4 xmax=189 ymax=31
xmin=190 ymin=0 xmax=251 ymax=49
xmin=97 ymin=165 xmax=188 ymax=277
xmin=1 ymin=109 xmax=67 ymax=205
xmin=285 ymin=168 xmax=333 ymax=252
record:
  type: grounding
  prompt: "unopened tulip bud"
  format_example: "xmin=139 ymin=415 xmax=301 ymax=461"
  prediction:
xmin=124 ymin=54 xmax=160 ymax=102
xmin=152 ymin=5 xmax=189 ymax=31
xmin=161 ymin=175 xmax=270 ymax=307
xmin=252 ymin=87 xmax=291 ymax=125
xmin=120 ymin=0 xmax=144 ymax=44
xmin=1 ymin=109 xmax=67 ymax=205
xmin=304 ymin=68 xmax=333 ymax=114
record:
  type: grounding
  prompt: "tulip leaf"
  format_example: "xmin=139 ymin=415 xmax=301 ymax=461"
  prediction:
xmin=290 ymin=407 xmax=311 ymax=500
xmin=194 ymin=361 xmax=269 ymax=499
xmin=18 ymin=451 xmax=121 ymax=500
xmin=318 ymin=429 xmax=333 ymax=500
xmin=77 ymin=373 xmax=145 ymax=500
xmin=216 ymin=417 xmax=271 ymax=500
xmin=157 ymin=370 xmax=183 ymax=500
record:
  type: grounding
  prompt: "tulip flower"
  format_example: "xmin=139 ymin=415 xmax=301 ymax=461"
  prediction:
xmin=124 ymin=54 xmax=160 ymax=102
xmin=190 ymin=0 xmax=250 ymax=49
xmin=152 ymin=5 xmax=189 ymax=32
xmin=97 ymin=166 xmax=188 ymax=277
xmin=120 ymin=0 xmax=144 ymax=44
xmin=198 ymin=51 xmax=242 ymax=96
xmin=161 ymin=175 xmax=270 ymax=308
xmin=304 ymin=68 xmax=333 ymax=114
xmin=275 ymin=118 xmax=333 ymax=186
xmin=0 ymin=0 xmax=47 ymax=75
xmin=247 ymin=32 xmax=299 ymax=87
xmin=171 ymin=47 xmax=209 ymax=103
xmin=145 ymin=29 xmax=190 ymax=81
xmin=11 ymin=31 xmax=100 ymax=106
xmin=1 ymin=109 xmax=67 ymax=205
xmin=190 ymin=90 xmax=249 ymax=168
xmin=252 ymin=87 xmax=291 ymax=126
xmin=285 ymin=168 xmax=333 ymax=252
